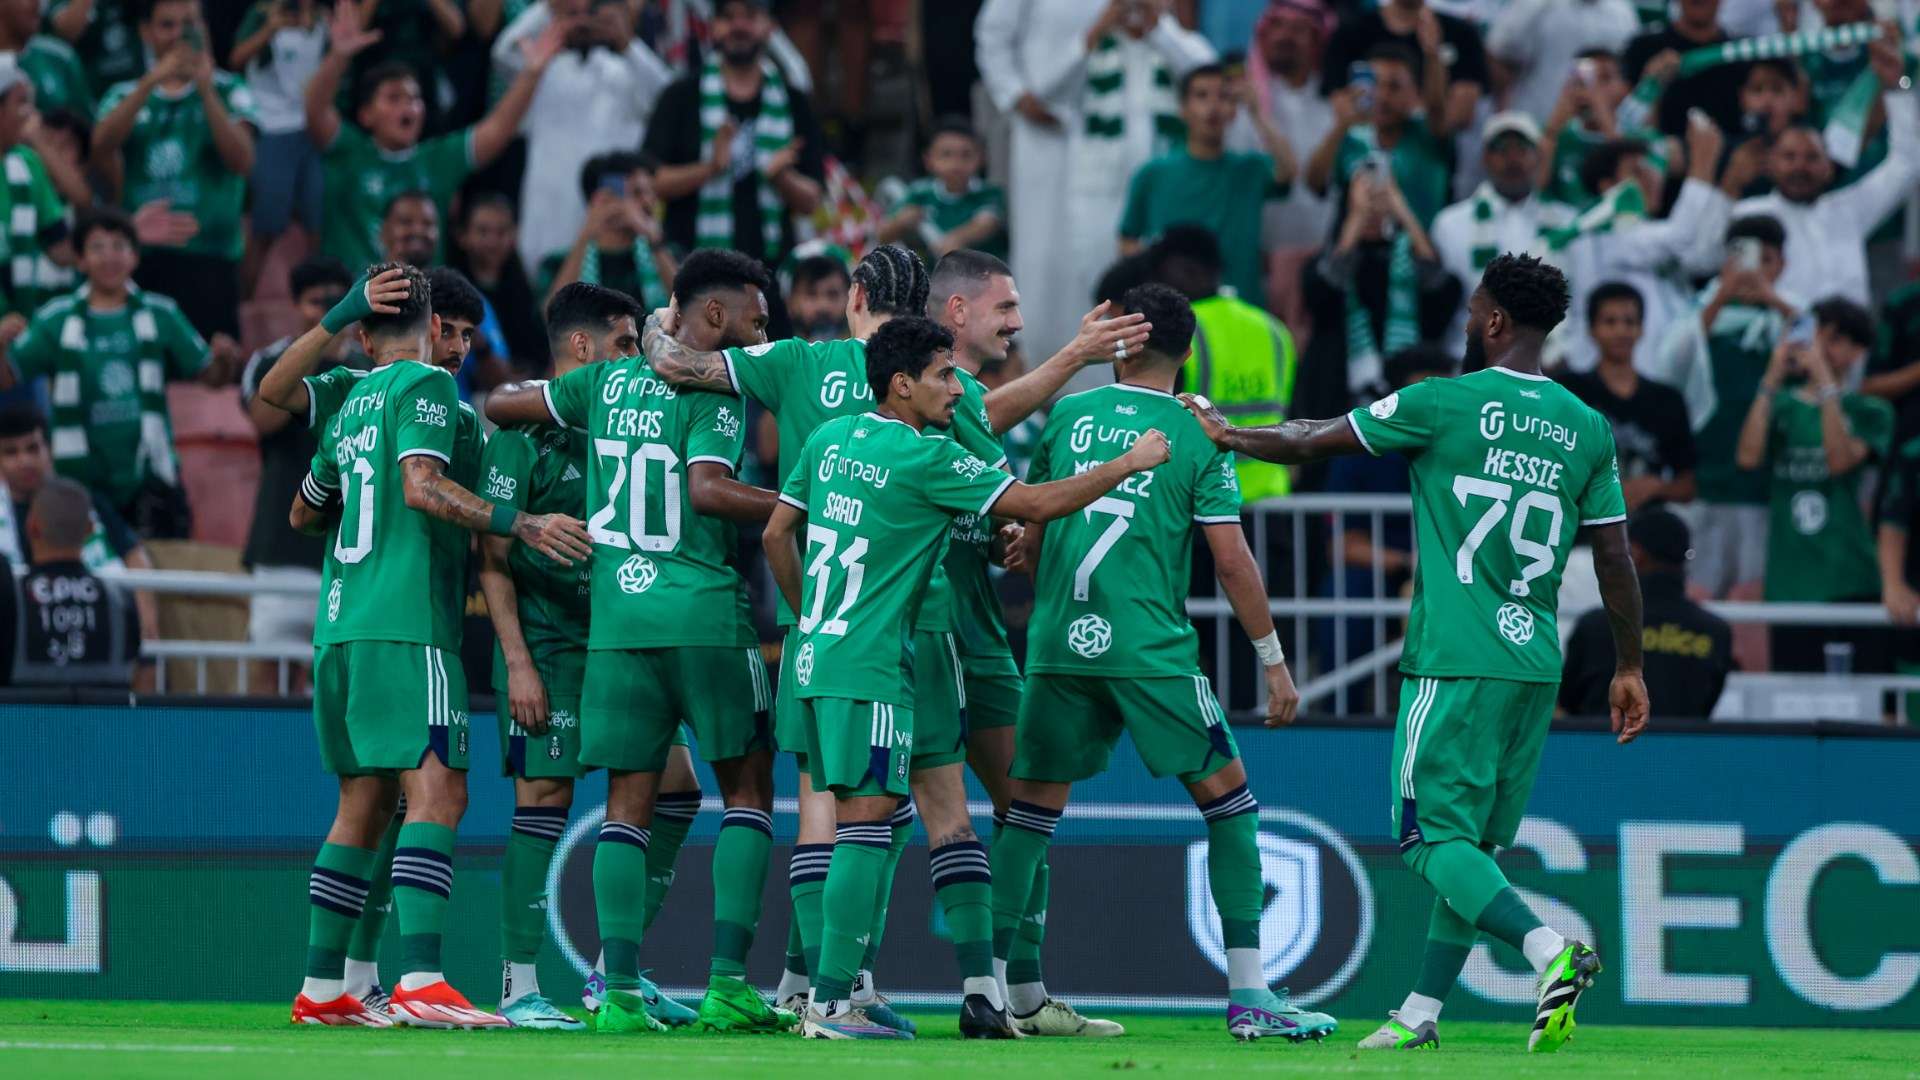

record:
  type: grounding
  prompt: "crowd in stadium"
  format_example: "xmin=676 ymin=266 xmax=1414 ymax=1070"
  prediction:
xmin=3 ymin=0 xmax=1920 ymax=705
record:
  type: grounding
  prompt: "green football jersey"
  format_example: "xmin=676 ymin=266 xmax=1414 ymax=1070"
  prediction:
xmin=944 ymin=367 xmax=1014 ymax=659
xmin=479 ymin=424 xmax=592 ymax=655
xmin=1348 ymin=367 xmax=1628 ymax=684
xmin=320 ymin=124 xmax=473 ymax=271
xmin=1025 ymin=384 xmax=1241 ymax=678
xmin=1694 ymin=303 xmax=1781 ymax=505
xmin=309 ymin=361 xmax=472 ymax=650
xmin=779 ymin=412 xmax=1016 ymax=705
xmin=545 ymin=356 xmax=755 ymax=651
xmin=724 ymin=335 xmax=1005 ymax=632
xmin=303 ymin=362 xmax=485 ymax=489
xmin=97 ymin=74 xmax=259 ymax=260
xmin=1760 ymin=389 xmax=1891 ymax=603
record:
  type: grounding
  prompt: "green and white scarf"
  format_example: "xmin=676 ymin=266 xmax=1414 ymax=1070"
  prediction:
xmin=3 ymin=149 xmax=66 ymax=311
xmin=1344 ymin=230 xmax=1420 ymax=393
xmin=1081 ymin=33 xmax=1184 ymax=178
xmin=581 ymin=235 xmax=665 ymax=309
xmin=697 ymin=55 xmax=792 ymax=259
xmin=1464 ymin=183 xmax=1565 ymax=271
xmin=46 ymin=285 xmax=179 ymax=489
xmin=1617 ymin=21 xmax=1885 ymax=164
xmin=1540 ymin=178 xmax=1648 ymax=251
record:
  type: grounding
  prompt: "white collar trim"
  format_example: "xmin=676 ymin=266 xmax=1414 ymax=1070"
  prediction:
xmin=1486 ymin=365 xmax=1551 ymax=382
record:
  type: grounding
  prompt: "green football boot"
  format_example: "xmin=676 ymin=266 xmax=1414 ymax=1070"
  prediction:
xmin=1357 ymin=1013 xmax=1439 ymax=1050
xmin=1529 ymin=942 xmax=1602 ymax=1053
xmin=697 ymin=975 xmax=799 ymax=1033
xmin=593 ymin=989 xmax=668 ymax=1033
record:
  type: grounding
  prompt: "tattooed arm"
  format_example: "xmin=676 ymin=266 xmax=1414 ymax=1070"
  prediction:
xmin=640 ymin=311 xmax=740 ymax=393
xmin=1589 ymin=521 xmax=1650 ymax=745
xmin=400 ymin=456 xmax=594 ymax=564
xmin=1181 ymin=394 xmax=1365 ymax=464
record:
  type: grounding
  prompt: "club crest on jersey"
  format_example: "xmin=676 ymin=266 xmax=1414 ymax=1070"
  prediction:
xmin=795 ymin=642 xmax=814 ymax=686
xmin=326 ymin=579 xmax=342 ymax=622
xmin=1496 ymin=602 xmax=1535 ymax=646
xmin=1369 ymin=393 xmax=1399 ymax=420
xmin=616 ymin=554 xmax=658 ymax=594
xmin=1791 ymin=490 xmax=1828 ymax=535
xmin=1067 ymin=614 xmax=1113 ymax=658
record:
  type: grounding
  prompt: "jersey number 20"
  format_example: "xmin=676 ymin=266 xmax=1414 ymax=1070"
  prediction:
xmin=590 ymin=438 xmax=682 ymax=551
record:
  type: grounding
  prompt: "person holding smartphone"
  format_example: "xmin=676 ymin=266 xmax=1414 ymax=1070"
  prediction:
xmin=538 ymin=151 xmax=678 ymax=311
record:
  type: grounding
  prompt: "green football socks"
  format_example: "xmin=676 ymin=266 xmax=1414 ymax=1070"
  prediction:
xmin=929 ymin=838 xmax=995 ymax=984
xmin=815 ymin=821 xmax=891 ymax=1004
xmin=346 ymin=804 xmax=403 ymax=970
xmin=788 ymin=843 xmax=831 ymax=981
xmin=989 ymin=801 xmax=1060 ymax=960
xmin=306 ymin=842 xmax=377 ymax=983
xmin=501 ymin=806 xmax=566 ymax=964
xmin=643 ymin=791 xmax=700 ymax=932
xmin=1404 ymin=838 xmax=1543 ymax=951
xmin=390 ymin=822 xmax=456 ymax=974
xmin=863 ymin=798 xmax=914 ymax=971
xmin=710 ymin=808 xmax=774 ymax=979
xmin=594 ymin=820 xmax=651 ymax=991
xmin=1199 ymin=786 xmax=1263 ymax=953
xmin=1414 ymin=896 xmax=1478 ymax=1001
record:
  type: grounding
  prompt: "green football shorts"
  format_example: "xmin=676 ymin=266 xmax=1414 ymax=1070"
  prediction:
xmin=581 ymin=645 xmax=772 ymax=773
xmin=492 ymin=644 xmax=585 ymax=780
xmin=1390 ymin=675 xmax=1557 ymax=852
xmin=961 ymin=654 xmax=1023 ymax=733
xmin=313 ymin=640 xmax=469 ymax=775
xmin=797 ymin=695 xmax=913 ymax=798
xmin=1013 ymin=672 xmax=1238 ymax=785
xmin=911 ymin=631 xmax=968 ymax=769
xmin=775 ymin=625 xmax=807 ymax=764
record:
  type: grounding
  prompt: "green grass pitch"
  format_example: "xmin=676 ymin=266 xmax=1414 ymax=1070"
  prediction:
xmin=2 ymin=1002 xmax=1916 ymax=1079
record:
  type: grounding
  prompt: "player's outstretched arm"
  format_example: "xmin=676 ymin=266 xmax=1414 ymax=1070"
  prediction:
xmin=478 ymin=534 xmax=550 ymax=735
xmin=257 ymin=269 xmax=412 ymax=418
xmin=1180 ymin=393 xmax=1363 ymax=464
xmin=993 ymin=429 xmax=1172 ymax=522
xmin=688 ymin=462 xmax=779 ymax=523
xmin=484 ymin=380 xmax=558 ymax=428
xmin=641 ymin=310 xmax=740 ymax=394
xmin=982 ymin=302 xmax=1150 ymax=433
xmin=1589 ymin=521 xmax=1650 ymax=745
xmin=763 ymin=500 xmax=806 ymax=614
xmin=400 ymin=456 xmax=593 ymax=564
xmin=1203 ymin=521 xmax=1300 ymax=727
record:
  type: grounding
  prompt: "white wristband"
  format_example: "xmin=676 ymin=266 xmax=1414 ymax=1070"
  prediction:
xmin=1252 ymin=631 xmax=1285 ymax=667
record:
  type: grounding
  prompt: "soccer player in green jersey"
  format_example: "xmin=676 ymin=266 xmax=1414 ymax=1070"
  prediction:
xmin=1182 ymin=253 xmax=1652 ymax=1053
xmin=764 ymin=315 xmax=1171 ymax=1040
xmin=286 ymin=263 xmax=593 ymax=1029
xmin=487 ymin=250 xmax=794 ymax=1035
xmin=645 ymin=244 xmax=1150 ymax=1030
xmin=985 ymin=284 xmax=1326 ymax=1043
xmin=473 ymin=284 xmax=644 ymax=1030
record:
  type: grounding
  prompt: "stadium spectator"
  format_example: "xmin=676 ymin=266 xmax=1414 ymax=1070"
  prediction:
xmin=1306 ymin=43 xmax=1454 ymax=232
xmin=1561 ymin=507 xmax=1731 ymax=719
xmin=1620 ymin=0 xmax=1746 ymax=137
xmin=0 ymin=0 xmax=94 ymax=117
xmin=1320 ymin=0 xmax=1488 ymax=139
xmin=1294 ymin=166 xmax=1458 ymax=424
xmin=1538 ymin=50 xmax=1677 ymax=207
xmin=450 ymin=194 xmax=547 ymax=369
xmin=229 ymin=0 xmax=327 ymax=292
xmin=1151 ymin=224 xmax=1294 ymax=503
xmin=1736 ymin=295 xmax=1890 ymax=673
xmin=492 ymin=0 xmax=671 ymax=272
xmin=539 ymin=151 xmax=677 ymax=310
xmin=1733 ymin=32 xmax=1916 ymax=310
xmin=1863 ymin=278 xmax=1920 ymax=444
xmin=643 ymin=0 xmax=825 ymax=268
xmin=1652 ymin=215 xmax=1793 ymax=605
xmin=1877 ymin=412 xmax=1920 ymax=698
xmin=47 ymin=0 xmax=144 ymax=96
xmin=305 ymin=0 xmax=564 ymax=272
xmin=878 ymin=116 xmax=1007 ymax=263
xmin=1486 ymin=0 xmax=1638 ymax=123
xmin=1737 ymin=58 xmax=1806 ymax=144
xmin=0 ymin=208 xmax=237 ymax=538
xmin=1119 ymin=63 xmax=1291 ymax=309
xmin=1430 ymin=113 xmax=1575 ymax=356
xmin=353 ymin=0 xmax=467 ymax=135
xmin=1556 ymin=117 xmax=1751 ymax=373
xmin=237 ymin=255 xmax=363 ymax=688
xmin=92 ymin=0 xmax=258 ymax=339
xmin=4 ymin=475 xmax=142 ymax=687
xmin=785 ymin=252 xmax=849 ymax=341
xmin=0 ymin=57 xmax=82 ymax=320
xmin=1559 ymin=282 xmax=1697 ymax=511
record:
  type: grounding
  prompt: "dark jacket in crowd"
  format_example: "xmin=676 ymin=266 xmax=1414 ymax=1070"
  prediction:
xmin=1561 ymin=571 xmax=1733 ymax=719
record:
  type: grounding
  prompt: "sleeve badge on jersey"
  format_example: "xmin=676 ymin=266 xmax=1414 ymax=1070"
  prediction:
xmin=483 ymin=470 xmax=517 ymax=502
xmin=416 ymin=398 xmax=450 ymax=427
xmin=743 ymin=342 xmax=778 ymax=357
xmin=1368 ymin=393 xmax=1399 ymax=420
xmin=714 ymin=406 xmax=741 ymax=439
xmin=951 ymin=454 xmax=988 ymax=479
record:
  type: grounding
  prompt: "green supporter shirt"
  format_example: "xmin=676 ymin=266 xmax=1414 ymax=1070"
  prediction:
xmin=97 ymin=73 xmax=259 ymax=261
xmin=9 ymin=287 xmax=206 ymax=505
xmin=1694 ymin=304 xmax=1781 ymax=505
xmin=1025 ymin=384 xmax=1240 ymax=678
xmin=1760 ymin=389 xmax=1891 ymax=603
xmin=478 ymin=424 xmax=593 ymax=657
xmin=1119 ymin=148 xmax=1282 ymax=304
xmin=778 ymin=411 xmax=1016 ymax=705
xmin=308 ymin=361 xmax=476 ymax=650
xmin=944 ymin=367 xmax=1014 ymax=661
xmin=893 ymin=177 xmax=1008 ymax=261
xmin=535 ymin=245 xmax=668 ymax=310
xmin=0 ymin=146 xmax=73 ymax=317
xmin=544 ymin=356 xmax=756 ymax=651
xmin=1546 ymin=121 xmax=1668 ymax=207
xmin=723 ymin=335 xmax=1005 ymax=633
xmin=320 ymin=124 xmax=474 ymax=271
xmin=21 ymin=35 xmax=95 ymax=116
xmin=49 ymin=0 xmax=141 ymax=95
xmin=1348 ymin=368 xmax=1628 ymax=684
xmin=1331 ymin=117 xmax=1452 ymax=228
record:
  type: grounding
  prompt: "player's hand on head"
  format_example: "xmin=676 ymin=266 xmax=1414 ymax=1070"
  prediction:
xmin=516 ymin=512 xmax=594 ymax=564
xmin=1264 ymin=662 xmax=1300 ymax=728
xmin=506 ymin=661 xmax=550 ymax=735
xmin=1609 ymin=672 xmax=1650 ymax=745
xmin=366 ymin=267 xmax=411 ymax=313
xmin=1177 ymin=392 xmax=1230 ymax=447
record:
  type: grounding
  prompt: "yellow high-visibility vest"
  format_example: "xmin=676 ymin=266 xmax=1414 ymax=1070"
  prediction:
xmin=1184 ymin=294 xmax=1297 ymax=502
